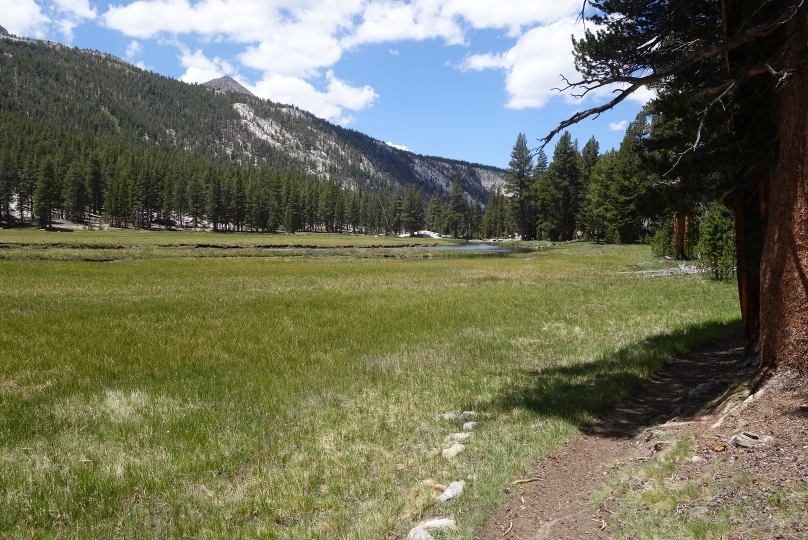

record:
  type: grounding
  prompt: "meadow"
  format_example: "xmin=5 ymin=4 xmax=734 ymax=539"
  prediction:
xmin=0 ymin=230 xmax=740 ymax=538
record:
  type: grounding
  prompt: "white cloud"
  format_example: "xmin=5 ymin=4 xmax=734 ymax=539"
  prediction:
xmin=2 ymin=0 xmax=52 ymax=38
xmin=53 ymin=0 xmax=96 ymax=20
xmin=609 ymin=120 xmax=628 ymax=131
xmin=2 ymin=0 xmax=96 ymax=40
xmin=249 ymin=70 xmax=377 ymax=124
xmin=386 ymin=141 xmax=409 ymax=151
xmin=178 ymin=47 xmax=235 ymax=83
xmin=462 ymin=18 xmax=583 ymax=109
xmin=97 ymin=0 xmax=643 ymax=121
xmin=627 ymin=84 xmax=657 ymax=105
xmin=125 ymin=39 xmax=143 ymax=59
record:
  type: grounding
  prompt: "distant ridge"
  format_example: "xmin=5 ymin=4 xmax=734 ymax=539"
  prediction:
xmin=202 ymin=76 xmax=255 ymax=97
xmin=0 ymin=25 xmax=9 ymax=36
xmin=0 ymin=38 xmax=505 ymax=198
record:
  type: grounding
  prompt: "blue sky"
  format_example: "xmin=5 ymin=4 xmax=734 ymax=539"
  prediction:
xmin=3 ymin=0 xmax=652 ymax=169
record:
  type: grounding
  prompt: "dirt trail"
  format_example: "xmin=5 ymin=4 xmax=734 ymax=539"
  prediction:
xmin=477 ymin=337 xmax=752 ymax=540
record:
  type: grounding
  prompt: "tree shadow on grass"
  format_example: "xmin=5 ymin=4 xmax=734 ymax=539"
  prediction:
xmin=487 ymin=319 xmax=744 ymax=438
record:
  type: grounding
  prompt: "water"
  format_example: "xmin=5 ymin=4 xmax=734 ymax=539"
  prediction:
xmin=426 ymin=242 xmax=533 ymax=254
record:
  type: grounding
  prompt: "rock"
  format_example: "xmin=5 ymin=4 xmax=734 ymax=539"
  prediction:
xmin=459 ymin=410 xmax=477 ymax=422
xmin=689 ymin=382 xmax=714 ymax=399
xmin=730 ymin=432 xmax=774 ymax=448
xmin=419 ymin=518 xmax=457 ymax=530
xmin=201 ymin=76 xmax=256 ymax=96
xmin=441 ymin=412 xmax=459 ymax=421
xmin=407 ymin=527 xmax=435 ymax=540
xmin=436 ymin=480 xmax=465 ymax=502
xmin=463 ymin=421 xmax=477 ymax=431
xmin=442 ymin=443 xmax=465 ymax=459
xmin=445 ymin=432 xmax=472 ymax=442
xmin=407 ymin=518 xmax=457 ymax=540
xmin=690 ymin=456 xmax=705 ymax=463
xmin=652 ymin=440 xmax=675 ymax=452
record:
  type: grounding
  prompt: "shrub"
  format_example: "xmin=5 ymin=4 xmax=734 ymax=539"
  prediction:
xmin=695 ymin=203 xmax=736 ymax=280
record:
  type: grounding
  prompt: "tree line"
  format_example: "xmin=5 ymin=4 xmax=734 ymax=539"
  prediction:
xmin=501 ymin=114 xmax=736 ymax=279
xmin=0 ymin=113 xmax=505 ymax=237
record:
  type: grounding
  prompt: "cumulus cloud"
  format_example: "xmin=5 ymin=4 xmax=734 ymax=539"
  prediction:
xmin=94 ymin=0 xmax=647 ymax=121
xmin=609 ymin=120 xmax=628 ymax=131
xmin=3 ymin=0 xmax=96 ymax=40
xmin=53 ymin=0 xmax=96 ymax=20
xmin=125 ymin=40 xmax=143 ymax=59
xmin=249 ymin=70 xmax=377 ymax=125
xmin=178 ymin=47 xmax=235 ymax=83
xmin=461 ymin=18 xmax=584 ymax=109
xmin=2 ymin=0 xmax=51 ymax=38
xmin=386 ymin=142 xmax=409 ymax=151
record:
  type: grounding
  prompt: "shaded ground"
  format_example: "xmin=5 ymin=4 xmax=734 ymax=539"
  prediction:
xmin=478 ymin=337 xmax=808 ymax=539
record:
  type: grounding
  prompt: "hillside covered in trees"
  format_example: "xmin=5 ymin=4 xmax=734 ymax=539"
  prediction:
xmin=0 ymin=35 xmax=502 ymax=203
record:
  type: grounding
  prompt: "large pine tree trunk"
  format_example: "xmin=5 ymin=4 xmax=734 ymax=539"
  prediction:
xmin=759 ymin=4 xmax=808 ymax=371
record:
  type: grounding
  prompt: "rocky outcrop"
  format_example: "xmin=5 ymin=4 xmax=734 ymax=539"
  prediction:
xmin=202 ymin=76 xmax=255 ymax=97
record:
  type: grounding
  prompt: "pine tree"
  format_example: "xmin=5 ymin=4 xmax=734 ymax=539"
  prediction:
xmin=34 ymin=157 xmax=61 ymax=227
xmin=62 ymin=160 xmax=88 ymax=222
xmin=504 ymin=133 xmax=535 ymax=240
xmin=446 ymin=179 xmax=467 ymax=238
xmin=539 ymin=132 xmax=581 ymax=241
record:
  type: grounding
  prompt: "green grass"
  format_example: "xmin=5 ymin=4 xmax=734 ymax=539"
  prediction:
xmin=0 ymin=228 xmax=462 ymax=261
xmin=0 ymin=231 xmax=740 ymax=538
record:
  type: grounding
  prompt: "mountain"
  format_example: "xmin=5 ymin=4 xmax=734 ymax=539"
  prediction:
xmin=202 ymin=76 xmax=255 ymax=97
xmin=0 ymin=35 xmax=504 ymax=200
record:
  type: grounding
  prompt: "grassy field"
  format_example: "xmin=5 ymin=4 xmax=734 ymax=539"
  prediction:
xmin=0 ymin=230 xmax=740 ymax=538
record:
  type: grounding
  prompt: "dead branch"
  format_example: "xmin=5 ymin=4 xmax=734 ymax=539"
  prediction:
xmin=540 ymin=0 xmax=804 ymax=149
xmin=664 ymin=82 xmax=734 ymax=176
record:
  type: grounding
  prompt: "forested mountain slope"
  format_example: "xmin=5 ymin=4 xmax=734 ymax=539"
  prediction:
xmin=0 ymin=35 xmax=503 ymax=200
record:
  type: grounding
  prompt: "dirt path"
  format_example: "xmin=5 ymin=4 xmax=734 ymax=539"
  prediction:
xmin=477 ymin=337 xmax=752 ymax=540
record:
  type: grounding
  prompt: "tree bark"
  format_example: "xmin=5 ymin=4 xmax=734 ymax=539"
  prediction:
xmin=734 ymin=179 xmax=766 ymax=355
xmin=673 ymin=212 xmax=686 ymax=258
xmin=759 ymin=4 xmax=808 ymax=371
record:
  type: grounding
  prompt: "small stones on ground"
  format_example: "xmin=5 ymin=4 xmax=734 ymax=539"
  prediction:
xmin=442 ymin=443 xmax=465 ymax=459
xmin=445 ymin=432 xmax=472 ymax=442
xmin=459 ymin=410 xmax=477 ymax=422
xmin=436 ymin=480 xmax=465 ymax=502
xmin=730 ymin=432 xmax=774 ymax=448
xmin=463 ymin=421 xmax=477 ymax=431
xmin=407 ymin=518 xmax=457 ymax=540
xmin=441 ymin=412 xmax=459 ymax=421
xmin=691 ymin=455 xmax=705 ymax=463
